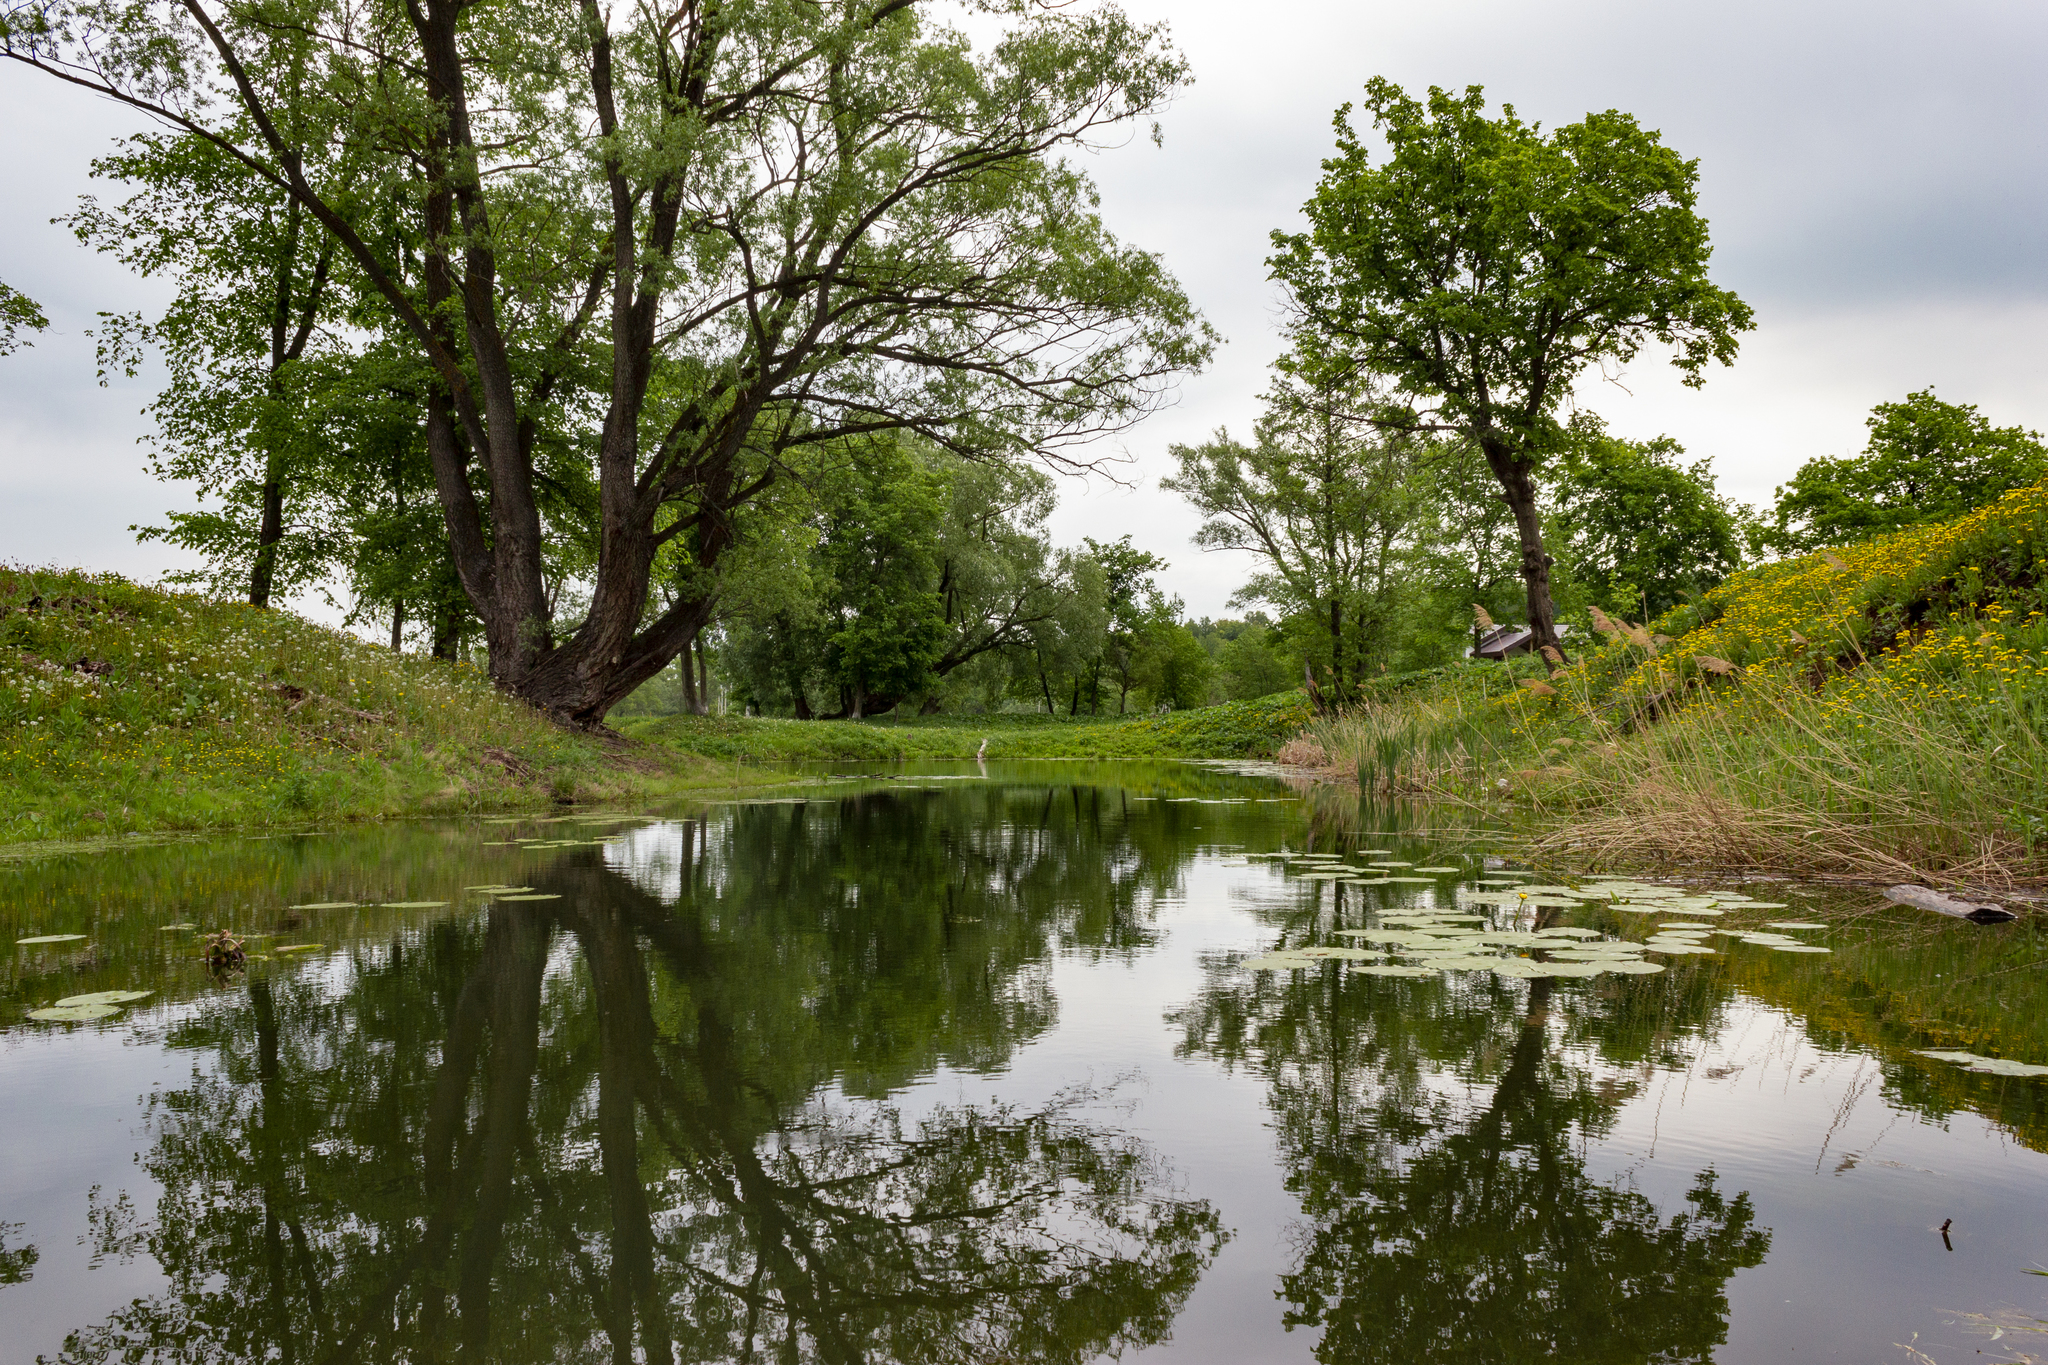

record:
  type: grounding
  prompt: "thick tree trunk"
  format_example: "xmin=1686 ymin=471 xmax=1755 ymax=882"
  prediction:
xmin=1481 ymin=436 xmax=1566 ymax=670
xmin=695 ymin=641 xmax=710 ymax=716
xmin=390 ymin=599 xmax=405 ymax=652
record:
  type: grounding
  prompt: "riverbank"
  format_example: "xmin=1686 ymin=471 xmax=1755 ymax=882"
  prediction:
xmin=1283 ymin=481 xmax=2048 ymax=890
xmin=623 ymin=691 xmax=1311 ymax=762
xmin=0 ymin=567 xmax=776 ymax=848
xmin=1 ymin=567 xmax=1311 ymax=849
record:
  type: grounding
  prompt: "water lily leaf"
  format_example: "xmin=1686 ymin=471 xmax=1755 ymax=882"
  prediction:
xmin=1916 ymin=1049 xmax=1982 ymax=1062
xmin=1295 ymin=871 xmax=1354 ymax=879
xmin=1733 ymin=902 xmax=1789 ymax=910
xmin=1353 ymin=964 xmax=1442 ymax=977
xmin=498 ymin=893 xmax=562 ymax=901
xmin=1601 ymin=960 xmax=1668 ymax=974
xmin=1645 ymin=943 xmax=1716 ymax=954
xmin=53 ymin=990 xmax=153 ymax=1007
xmin=1515 ymin=885 xmax=1581 ymax=896
xmin=1412 ymin=866 xmax=1462 ymax=873
xmin=18 ymin=934 xmax=90 ymax=945
xmin=288 ymin=902 xmax=357 ymax=911
xmin=1608 ymin=905 xmax=1664 ymax=914
xmin=1764 ymin=922 xmax=1829 ymax=930
xmin=1243 ymin=954 xmax=1317 ymax=971
xmin=28 ymin=1003 xmax=121 ymax=1021
xmin=272 ymin=944 xmax=325 ymax=953
xmin=160 ymin=923 xmax=197 ymax=931
xmin=1963 ymin=1058 xmax=2048 ymax=1078
xmin=1295 ymin=945 xmax=1381 ymax=960
xmin=1381 ymin=876 xmax=1440 ymax=884
xmin=377 ymin=901 xmax=448 ymax=909
xmin=1539 ymin=962 xmax=1607 ymax=977
xmin=1771 ymin=944 xmax=1832 ymax=953
xmin=1368 ymin=861 xmax=1414 ymax=868
xmin=1659 ymin=923 xmax=1718 ymax=931
xmin=1522 ymin=896 xmax=1588 ymax=909
xmin=1489 ymin=959 xmax=1554 ymax=977
xmin=1534 ymin=927 xmax=1602 ymax=939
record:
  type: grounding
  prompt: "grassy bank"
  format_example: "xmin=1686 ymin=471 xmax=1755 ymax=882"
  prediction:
xmin=1293 ymin=481 xmax=2048 ymax=889
xmin=627 ymin=690 xmax=1312 ymax=762
xmin=0 ymin=567 xmax=768 ymax=846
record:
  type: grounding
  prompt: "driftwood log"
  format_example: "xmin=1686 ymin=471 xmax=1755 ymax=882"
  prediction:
xmin=1883 ymin=885 xmax=2017 ymax=925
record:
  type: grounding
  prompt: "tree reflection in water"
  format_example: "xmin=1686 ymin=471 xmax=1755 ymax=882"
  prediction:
xmin=1176 ymin=957 xmax=1771 ymax=1364
xmin=55 ymin=802 xmax=1224 ymax=1365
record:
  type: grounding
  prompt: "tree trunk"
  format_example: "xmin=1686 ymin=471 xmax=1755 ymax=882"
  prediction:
xmin=431 ymin=605 xmax=462 ymax=660
xmin=695 ymin=640 xmax=710 ymax=716
xmin=390 ymin=599 xmax=405 ymax=652
xmin=1481 ymin=436 xmax=1566 ymax=670
xmin=249 ymin=466 xmax=285 ymax=608
xmin=679 ymin=636 xmax=700 ymax=715
xmin=1328 ymin=598 xmax=1344 ymax=700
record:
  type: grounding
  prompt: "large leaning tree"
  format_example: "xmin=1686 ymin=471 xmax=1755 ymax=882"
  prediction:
xmin=1270 ymin=79 xmax=1751 ymax=666
xmin=2 ymin=0 xmax=1209 ymax=724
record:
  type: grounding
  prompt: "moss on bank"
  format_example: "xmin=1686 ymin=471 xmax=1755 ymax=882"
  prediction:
xmin=0 ymin=567 xmax=767 ymax=847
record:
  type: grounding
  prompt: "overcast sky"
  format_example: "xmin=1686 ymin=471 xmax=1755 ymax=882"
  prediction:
xmin=4 ymin=0 xmax=2046 ymax=620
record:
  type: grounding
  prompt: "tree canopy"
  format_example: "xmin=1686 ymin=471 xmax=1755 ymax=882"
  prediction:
xmin=1270 ymin=78 xmax=1752 ymax=667
xmin=1550 ymin=413 xmax=1751 ymax=620
xmin=1771 ymin=389 xmax=2048 ymax=552
xmin=4 ymin=0 xmax=1210 ymax=723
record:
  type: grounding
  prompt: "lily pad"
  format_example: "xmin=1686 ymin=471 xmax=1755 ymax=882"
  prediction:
xmin=376 ymin=901 xmax=448 ymax=909
xmin=1489 ymin=959 xmax=1555 ymax=978
xmin=288 ymin=902 xmax=357 ymax=911
xmin=1352 ymin=964 xmax=1441 ymax=977
xmin=498 ymin=893 xmax=562 ymax=901
xmin=1243 ymin=954 xmax=1317 ymax=971
xmin=1659 ymin=923 xmax=1718 ymax=931
xmin=1413 ymin=866 xmax=1462 ymax=873
xmin=1966 ymin=1058 xmax=2048 ymax=1077
xmin=1381 ymin=876 xmax=1440 ymax=884
xmin=1534 ymin=927 xmax=1602 ymax=939
xmin=1521 ymin=896 xmax=1587 ymax=909
xmin=159 ymin=923 xmax=197 ymax=932
xmin=53 ymin=990 xmax=153 ymax=1007
xmin=1764 ymin=922 xmax=1829 ymax=930
xmin=16 ymin=934 xmax=88 ymax=945
xmin=1770 ymin=944 xmax=1832 ymax=953
xmin=1600 ymin=959 xmax=1668 ymax=974
xmin=28 ymin=1003 xmax=121 ymax=1022
xmin=1368 ymin=861 xmax=1414 ymax=868
xmin=1515 ymin=885 xmax=1582 ymax=896
xmin=272 ymin=943 xmax=325 ymax=953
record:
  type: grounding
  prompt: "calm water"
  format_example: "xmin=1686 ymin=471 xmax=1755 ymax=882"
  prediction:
xmin=3 ymin=761 xmax=2045 ymax=1364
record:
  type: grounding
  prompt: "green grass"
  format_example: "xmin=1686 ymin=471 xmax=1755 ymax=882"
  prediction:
xmin=1293 ymin=481 xmax=2048 ymax=889
xmin=0 ymin=567 xmax=773 ymax=847
xmin=628 ymin=691 xmax=1313 ymax=762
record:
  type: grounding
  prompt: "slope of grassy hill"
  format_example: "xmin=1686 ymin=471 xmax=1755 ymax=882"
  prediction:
xmin=0 ymin=567 xmax=764 ymax=847
xmin=1300 ymin=481 xmax=2048 ymax=888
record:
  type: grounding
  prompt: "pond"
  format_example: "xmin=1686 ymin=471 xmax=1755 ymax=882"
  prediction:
xmin=3 ymin=761 xmax=2045 ymax=1364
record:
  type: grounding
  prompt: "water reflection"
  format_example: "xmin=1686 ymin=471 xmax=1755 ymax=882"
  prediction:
xmin=1178 ymin=955 xmax=1769 ymax=1363
xmin=52 ymin=823 xmax=1225 ymax=1363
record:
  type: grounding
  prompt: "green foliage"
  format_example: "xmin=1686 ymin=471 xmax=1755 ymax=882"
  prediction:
xmin=1771 ymin=389 xmax=2048 ymax=552
xmin=1271 ymin=78 xmax=1751 ymax=655
xmin=1132 ymin=622 xmax=1215 ymax=711
xmin=1164 ymin=368 xmax=1430 ymax=692
xmin=1208 ymin=619 xmax=1295 ymax=701
xmin=1550 ymin=412 xmax=1752 ymax=619
xmin=0 ymin=278 xmax=49 ymax=356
